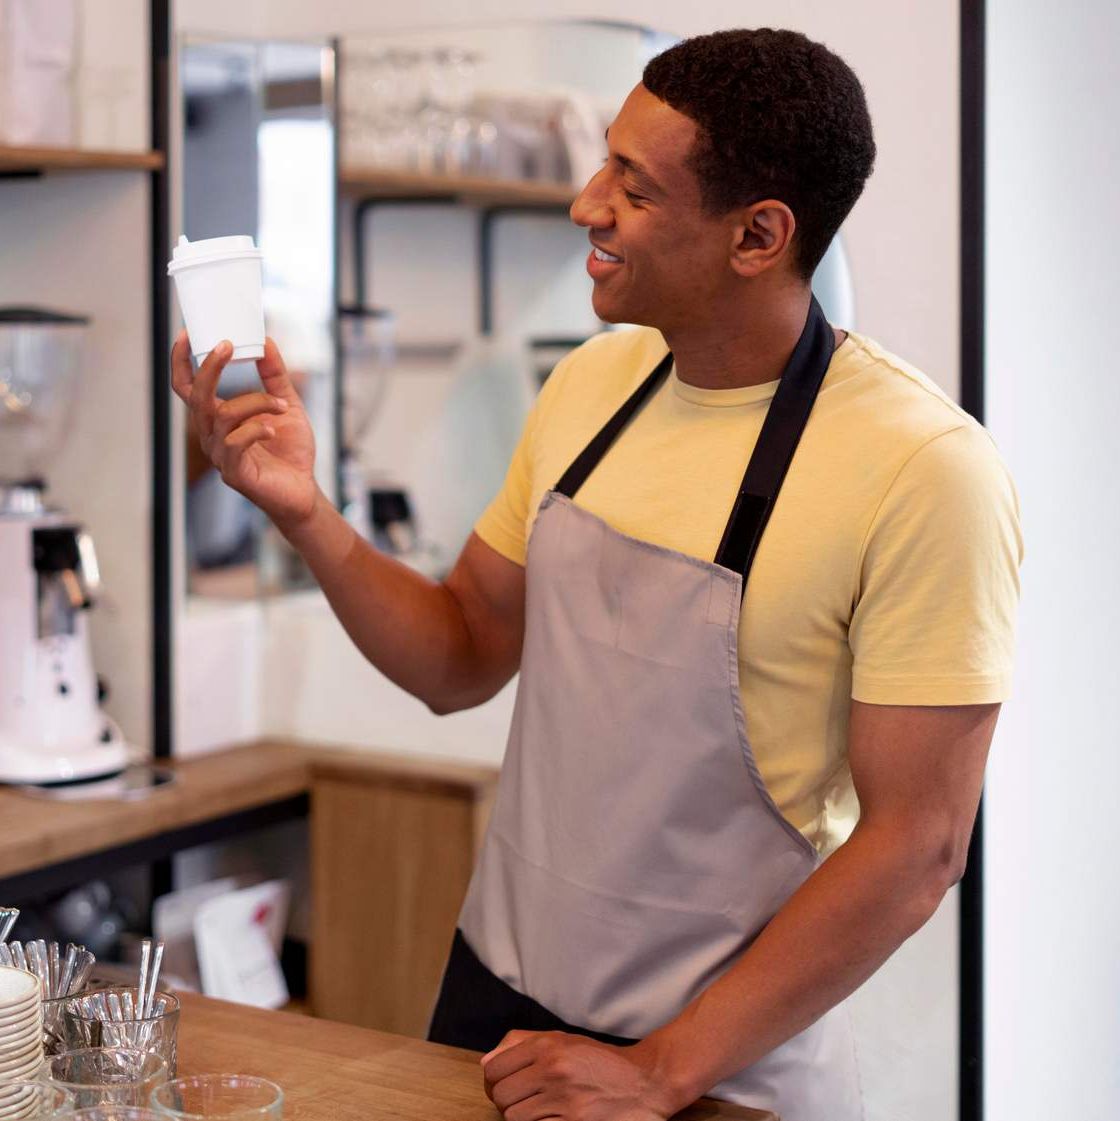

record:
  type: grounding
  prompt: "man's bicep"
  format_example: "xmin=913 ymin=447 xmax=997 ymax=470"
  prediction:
xmin=444 ymin=532 xmax=526 ymax=688
xmin=848 ymin=699 xmax=1000 ymax=876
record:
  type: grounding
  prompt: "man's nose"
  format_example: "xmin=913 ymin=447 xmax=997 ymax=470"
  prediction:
xmin=570 ymin=171 xmax=613 ymax=229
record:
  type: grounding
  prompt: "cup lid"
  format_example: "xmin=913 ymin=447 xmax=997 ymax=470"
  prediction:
xmin=172 ymin=234 xmax=256 ymax=260
xmin=168 ymin=234 xmax=262 ymax=274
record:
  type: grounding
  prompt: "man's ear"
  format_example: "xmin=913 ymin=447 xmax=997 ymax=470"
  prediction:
xmin=729 ymin=200 xmax=797 ymax=279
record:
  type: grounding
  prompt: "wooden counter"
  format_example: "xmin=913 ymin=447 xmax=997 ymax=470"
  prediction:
xmin=0 ymin=741 xmax=496 ymax=883
xmin=176 ymin=992 xmax=776 ymax=1120
xmin=0 ymin=742 xmax=310 ymax=880
xmin=0 ymin=741 xmax=500 ymax=1034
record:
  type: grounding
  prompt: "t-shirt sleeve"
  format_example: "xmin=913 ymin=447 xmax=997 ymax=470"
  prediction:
xmin=472 ymin=400 xmax=538 ymax=567
xmin=849 ymin=423 xmax=1025 ymax=705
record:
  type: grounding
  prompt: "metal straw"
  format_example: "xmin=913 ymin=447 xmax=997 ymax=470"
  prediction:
xmin=136 ymin=940 xmax=151 ymax=1020
xmin=143 ymin=942 xmax=164 ymax=1018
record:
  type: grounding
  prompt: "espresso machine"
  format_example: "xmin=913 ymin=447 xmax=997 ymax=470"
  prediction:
xmin=0 ymin=308 xmax=129 ymax=784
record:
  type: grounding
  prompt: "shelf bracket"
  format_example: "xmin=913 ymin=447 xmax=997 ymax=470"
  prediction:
xmin=349 ymin=194 xmax=455 ymax=314
xmin=478 ymin=205 xmax=572 ymax=336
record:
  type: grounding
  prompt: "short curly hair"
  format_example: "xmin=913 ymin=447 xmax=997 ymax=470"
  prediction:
xmin=643 ymin=28 xmax=876 ymax=280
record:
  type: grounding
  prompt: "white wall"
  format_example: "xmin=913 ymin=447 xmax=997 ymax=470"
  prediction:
xmin=984 ymin=2 xmax=1120 ymax=1118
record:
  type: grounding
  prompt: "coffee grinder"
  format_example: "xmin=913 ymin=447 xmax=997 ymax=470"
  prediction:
xmin=0 ymin=307 xmax=129 ymax=784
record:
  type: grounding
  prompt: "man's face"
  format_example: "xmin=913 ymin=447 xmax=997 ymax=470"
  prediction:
xmin=570 ymin=84 xmax=738 ymax=331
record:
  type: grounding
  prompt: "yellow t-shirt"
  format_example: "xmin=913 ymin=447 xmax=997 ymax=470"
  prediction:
xmin=475 ymin=327 xmax=1024 ymax=855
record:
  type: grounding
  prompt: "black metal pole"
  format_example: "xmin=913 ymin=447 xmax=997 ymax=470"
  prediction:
xmin=149 ymin=0 xmax=173 ymax=907
xmin=959 ymin=2 xmax=986 ymax=1119
xmin=149 ymin=0 xmax=172 ymax=765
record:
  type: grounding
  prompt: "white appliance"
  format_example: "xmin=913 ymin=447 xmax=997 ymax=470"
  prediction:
xmin=0 ymin=308 xmax=129 ymax=785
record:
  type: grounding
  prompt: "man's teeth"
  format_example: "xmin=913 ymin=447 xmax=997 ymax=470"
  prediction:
xmin=593 ymin=248 xmax=622 ymax=263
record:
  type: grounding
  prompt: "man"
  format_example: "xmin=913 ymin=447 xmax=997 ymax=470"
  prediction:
xmin=172 ymin=28 xmax=1022 ymax=1121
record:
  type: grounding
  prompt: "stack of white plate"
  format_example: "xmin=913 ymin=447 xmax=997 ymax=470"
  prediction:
xmin=0 ymin=966 xmax=45 ymax=1100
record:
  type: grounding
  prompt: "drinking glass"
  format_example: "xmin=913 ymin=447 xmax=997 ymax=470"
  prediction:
xmin=63 ymin=990 xmax=180 ymax=1075
xmin=46 ymin=1047 xmax=168 ymax=1108
xmin=0 ymin=1080 xmax=73 ymax=1120
xmin=149 ymin=1075 xmax=283 ymax=1119
xmin=70 ymin=1109 xmax=165 ymax=1120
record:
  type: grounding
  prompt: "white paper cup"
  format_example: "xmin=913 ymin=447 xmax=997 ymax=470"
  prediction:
xmin=167 ymin=235 xmax=265 ymax=365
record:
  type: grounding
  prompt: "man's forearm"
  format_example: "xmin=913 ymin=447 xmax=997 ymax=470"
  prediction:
xmin=637 ymin=820 xmax=958 ymax=1110
xmin=276 ymin=488 xmax=486 ymax=712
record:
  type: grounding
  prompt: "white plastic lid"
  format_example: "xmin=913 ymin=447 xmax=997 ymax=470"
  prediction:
xmin=167 ymin=234 xmax=261 ymax=274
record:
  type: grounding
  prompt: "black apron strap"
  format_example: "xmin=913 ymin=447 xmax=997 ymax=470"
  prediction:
xmin=713 ymin=296 xmax=834 ymax=585
xmin=551 ymin=298 xmax=834 ymax=593
xmin=428 ymin=929 xmax=637 ymax=1052
xmin=554 ymin=351 xmax=674 ymax=499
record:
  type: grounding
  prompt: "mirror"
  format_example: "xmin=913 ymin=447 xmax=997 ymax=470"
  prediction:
xmin=179 ymin=36 xmax=338 ymax=597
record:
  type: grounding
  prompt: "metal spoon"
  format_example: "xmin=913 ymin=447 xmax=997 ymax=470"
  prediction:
xmin=57 ymin=943 xmax=78 ymax=999
xmin=0 ymin=907 xmax=17 ymax=942
xmin=70 ymin=949 xmax=95 ymax=994
xmin=48 ymin=940 xmax=60 ymax=997
xmin=25 ymin=940 xmax=48 ymax=998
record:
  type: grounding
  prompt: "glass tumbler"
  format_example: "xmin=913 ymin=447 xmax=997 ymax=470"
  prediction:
xmin=70 ymin=1109 xmax=166 ymax=1121
xmin=149 ymin=1075 xmax=283 ymax=1119
xmin=0 ymin=1080 xmax=73 ymax=1120
xmin=64 ymin=990 xmax=180 ymax=1075
xmin=46 ymin=1047 xmax=168 ymax=1108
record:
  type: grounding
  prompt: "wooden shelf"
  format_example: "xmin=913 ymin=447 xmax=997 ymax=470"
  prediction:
xmin=0 ymin=145 xmax=164 ymax=173
xmin=340 ymin=165 xmax=575 ymax=208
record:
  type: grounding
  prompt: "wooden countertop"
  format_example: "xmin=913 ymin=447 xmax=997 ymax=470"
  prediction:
xmin=0 ymin=741 xmax=498 ymax=881
xmin=176 ymin=992 xmax=775 ymax=1120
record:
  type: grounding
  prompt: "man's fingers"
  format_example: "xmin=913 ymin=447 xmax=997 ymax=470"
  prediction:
xmin=170 ymin=329 xmax=195 ymax=403
xmin=488 ymin=1066 xmax=546 ymax=1113
xmin=221 ymin=416 xmax=276 ymax=455
xmin=211 ymin=392 xmax=289 ymax=444
xmin=502 ymin=1095 xmax=561 ymax=1121
xmin=255 ymin=337 xmax=301 ymax=404
xmin=481 ymin=1034 xmax=539 ymax=1083
xmin=481 ymin=1029 xmax=536 ymax=1066
xmin=188 ymin=340 xmax=234 ymax=436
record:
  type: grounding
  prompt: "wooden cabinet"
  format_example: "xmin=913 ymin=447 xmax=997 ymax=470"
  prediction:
xmin=309 ymin=753 xmax=497 ymax=1035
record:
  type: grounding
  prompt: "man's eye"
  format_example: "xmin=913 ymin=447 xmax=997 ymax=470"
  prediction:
xmin=623 ymin=189 xmax=646 ymax=204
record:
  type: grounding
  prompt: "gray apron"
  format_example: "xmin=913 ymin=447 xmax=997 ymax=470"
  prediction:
xmin=432 ymin=298 xmax=864 ymax=1121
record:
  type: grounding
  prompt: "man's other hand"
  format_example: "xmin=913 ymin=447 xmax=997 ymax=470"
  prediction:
xmin=481 ymin=1029 xmax=683 ymax=1121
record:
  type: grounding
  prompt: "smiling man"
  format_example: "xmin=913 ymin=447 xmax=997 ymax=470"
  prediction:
xmin=172 ymin=27 xmax=1022 ymax=1121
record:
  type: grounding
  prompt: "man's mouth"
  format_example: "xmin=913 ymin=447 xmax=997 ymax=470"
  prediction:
xmin=592 ymin=247 xmax=623 ymax=264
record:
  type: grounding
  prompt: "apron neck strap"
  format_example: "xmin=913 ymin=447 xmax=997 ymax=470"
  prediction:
xmin=554 ymin=297 xmax=835 ymax=590
xmin=554 ymin=350 xmax=674 ymax=499
xmin=713 ymin=296 xmax=834 ymax=584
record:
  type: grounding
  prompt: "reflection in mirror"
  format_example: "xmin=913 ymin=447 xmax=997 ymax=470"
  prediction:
xmin=180 ymin=37 xmax=337 ymax=598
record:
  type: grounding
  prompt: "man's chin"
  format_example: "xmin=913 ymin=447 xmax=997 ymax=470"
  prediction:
xmin=591 ymin=290 xmax=642 ymax=326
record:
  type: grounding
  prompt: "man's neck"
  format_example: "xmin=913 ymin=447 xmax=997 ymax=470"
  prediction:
xmin=663 ymin=291 xmax=844 ymax=391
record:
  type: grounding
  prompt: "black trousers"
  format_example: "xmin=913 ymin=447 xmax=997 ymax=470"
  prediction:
xmin=427 ymin=929 xmax=637 ymax=1052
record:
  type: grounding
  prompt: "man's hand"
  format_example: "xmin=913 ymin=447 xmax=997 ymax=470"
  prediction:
xmin=171 ymin=330 xmax=319 ymax=532
xmin=481 ymin=1030 xmax=683 ymax=1121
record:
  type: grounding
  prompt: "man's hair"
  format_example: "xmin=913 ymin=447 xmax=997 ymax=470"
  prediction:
xmin=643 ymin=28 xmax=876 ymax=280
